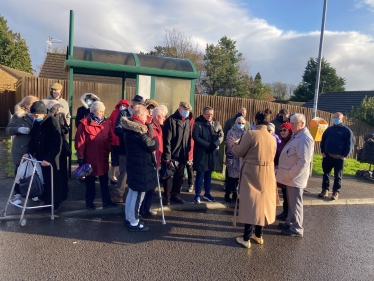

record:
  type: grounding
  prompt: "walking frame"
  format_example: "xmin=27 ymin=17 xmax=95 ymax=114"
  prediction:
xmin=1 ymin=157 xmax=54 ymax=226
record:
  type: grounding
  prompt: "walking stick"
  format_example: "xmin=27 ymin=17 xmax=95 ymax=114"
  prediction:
xmin=155 ymin=155 xmax=166 ymax=225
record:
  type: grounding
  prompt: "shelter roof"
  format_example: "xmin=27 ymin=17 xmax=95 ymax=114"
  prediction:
xmin=302 ymin=91 xmax=374 ymax=114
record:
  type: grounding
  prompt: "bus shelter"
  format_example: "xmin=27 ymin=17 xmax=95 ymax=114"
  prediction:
xmin=64 ymin=10 xmax=199 ymax=168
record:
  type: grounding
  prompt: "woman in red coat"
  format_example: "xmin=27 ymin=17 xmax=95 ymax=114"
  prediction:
xmin=108 ymin=99 xmax=130 ymax=184
xmin=75 ymin=101 xmax=117 ymax=209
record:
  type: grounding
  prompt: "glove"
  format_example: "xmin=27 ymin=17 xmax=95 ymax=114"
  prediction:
xmin=18 ymin=127 xmax=30 ymax=134
xmin=206 ymin=143 xmax=217 ymax=153
xmin=77 ymin=158 xmax=84 ymax=166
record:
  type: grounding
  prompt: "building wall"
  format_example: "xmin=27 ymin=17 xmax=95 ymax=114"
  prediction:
xmin=0 ymin=70 xmax=18 ymax=91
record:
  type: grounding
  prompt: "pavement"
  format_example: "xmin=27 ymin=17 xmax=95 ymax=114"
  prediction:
xmin=1 ymin=129 xmax=374 ymax=222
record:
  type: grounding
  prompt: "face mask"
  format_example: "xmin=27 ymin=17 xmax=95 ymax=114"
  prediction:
xmin=119 ymin=106 xmax=127 ymax=111
xmin=237 ymin=124 xmax=245 ymax=130
xmin=86 ymin=99 xmax=93 ymax=106
xmin=333 ymin=118 xmax=341 ymax=125
xmin=35 ymin=117 xmax=43 ymax=122
xmin=51 ymin=90 xmax=60 ymax=99
xmin=181 ymin=110 xmax=189 ymax=118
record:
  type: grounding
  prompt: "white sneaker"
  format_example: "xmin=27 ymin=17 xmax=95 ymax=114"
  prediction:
xmin=31 ymin=197 xmax=39 ymax=202
xmin=11 ymin=194 xmax=22 ymax=205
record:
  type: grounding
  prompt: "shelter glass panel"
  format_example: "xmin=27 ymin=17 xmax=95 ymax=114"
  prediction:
xmin=154 ymin=77 xmax=191 ymax=114
xmin=137 ymin=54 xmax=194 ymax=72
xmin=73 ymin=47 xmax=136 ymax=66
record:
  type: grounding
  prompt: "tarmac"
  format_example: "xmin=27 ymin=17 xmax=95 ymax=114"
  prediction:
xmin=1 ymin=130 xmax=374 ymax=222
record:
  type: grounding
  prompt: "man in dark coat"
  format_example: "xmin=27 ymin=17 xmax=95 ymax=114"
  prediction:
xmin=271 ymin=108 xmax=290 ymax=137
xmin=122 ymin=105 xmax=158 ymax=232
xmin=113 ymin=95 xmax=143 ymax=203
xmin=24 ymin=101 xmax=63 ymax=211
xmin=318 ymin=112 xmax=354 ymax=200
xmin=193 ymin=106 xmax=224 ymax=203
xmin=162 ymin=101 xmax=192 ymax=205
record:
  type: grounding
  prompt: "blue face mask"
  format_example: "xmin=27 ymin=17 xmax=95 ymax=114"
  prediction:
xmin=333 ymin=118 xmax=341 ymax=125
xmin=119 ymin=106 xmax=127 ymax=111
xmin=86 ymin=99 xmax=93 ymax=106
xmin=237 ymin=124 xmax=245 ymax=130
xmin=181 ymin=110 xmax=189 ymax=118
xmin=35 ymin=117 xmax=43 ymax=122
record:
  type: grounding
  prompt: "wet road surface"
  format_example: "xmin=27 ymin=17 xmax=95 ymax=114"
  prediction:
xmin=0 ymin=205 xmax=373 ymax=280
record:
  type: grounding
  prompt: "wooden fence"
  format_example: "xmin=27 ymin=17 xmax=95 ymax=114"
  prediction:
xmin=12 ymin=77 xmax=374 ymax=159
xmin=0 ymin=90 xmax=15 ymax=127
xmin=194 ymin=95 xmax=374 ymax=158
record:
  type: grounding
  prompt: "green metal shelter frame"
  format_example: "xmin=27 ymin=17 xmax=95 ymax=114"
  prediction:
xmin=65 ymin=10 xmax=199 ymax=173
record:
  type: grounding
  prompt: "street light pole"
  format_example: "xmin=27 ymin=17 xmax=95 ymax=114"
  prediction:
xmin=312 ymin=0 xmax=328 ymax=118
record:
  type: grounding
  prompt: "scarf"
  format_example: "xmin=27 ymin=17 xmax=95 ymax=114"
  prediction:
xmin=90 ymin=112 xmax=105 ymax=124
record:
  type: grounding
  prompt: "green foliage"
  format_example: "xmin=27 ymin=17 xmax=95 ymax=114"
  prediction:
xmin=1 ymin=139 xmax=14 ymax=177
xmin=349 ymin=96 xmax=374 ymax=126
xmin=290 ymin=57 xmax=346 ymax=102
xmin=202 ymin=36 xmax=249 ymax=97
xmin=0 ymin=15 xmax=33 ymax=73
xmin=211 ymin=171 xmax=225 ymax=181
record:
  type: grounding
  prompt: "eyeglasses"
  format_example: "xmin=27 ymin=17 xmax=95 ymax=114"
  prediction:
xmin=280 ymin=129 xmax=289 ymax=132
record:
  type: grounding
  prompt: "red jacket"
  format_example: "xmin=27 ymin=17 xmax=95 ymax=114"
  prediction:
xmin=75 ymin=117 xmax=112 ymax=176
xmin=152 ymin=122 xmax=163 ymax=168
xmin=188 ymin=114 xmax=195 ymax=161
xmin=109 ymin=100 xmax=130 ymax=146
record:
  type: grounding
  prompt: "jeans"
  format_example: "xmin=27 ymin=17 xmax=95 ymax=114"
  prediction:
xmin=85 ymin=173 xmax=112 ymax=204
xmin=322 ymin=154 xmax=344 ymax=192
xmin=194 ymin=170 xmax=212 ymax=196
xmin=243 ymin=224 xmax=263 ymax=241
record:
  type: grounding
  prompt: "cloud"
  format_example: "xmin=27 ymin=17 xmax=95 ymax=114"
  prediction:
xmin=356 ymin=0 xmax=374 ymax=11
xmin=2 ymin=0 xmax=374 ymax=90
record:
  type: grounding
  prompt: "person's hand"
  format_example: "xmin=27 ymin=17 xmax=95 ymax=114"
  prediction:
xmin=341 ymin=156 xmax=346 ymax=160
xmin=208 ymin=143 xmax=217 ymax=151
xmin=227 ymin=136 xmax=240 ymax=146
xmin=77 ymin=158 xmax=84 ymax=166
xmin=41 ymin=160 xmax=51 ymax=166
xmin=322 ymin=153 xmax=326 ymax=158
xmin=18 ymin=127 xmax=30 ymax=134
xmin=22 ymin=153 xmax=30 ymax=158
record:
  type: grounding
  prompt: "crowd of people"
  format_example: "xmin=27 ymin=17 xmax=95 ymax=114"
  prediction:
xmin=6 ymin=82 xmax=354 ymax=245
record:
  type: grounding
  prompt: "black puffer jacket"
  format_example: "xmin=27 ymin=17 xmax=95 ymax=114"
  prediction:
xmin=114 ymin=108 xmax=131 ymax=155
xmin=162 ymin=110 xmax=191 ymax=164
xmin=121 ymin=116 xmax=158 ymax=192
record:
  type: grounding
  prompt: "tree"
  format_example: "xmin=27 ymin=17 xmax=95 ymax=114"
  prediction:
xmin=202 ymin=36 xmax=249 ymax=97
xmin=290 ymin=57 xmax=346 ymax=102
xmin=350 ymin=96 xmax=374 ymax=126
xmin=0 ymin=15 xmax=32 ymax=73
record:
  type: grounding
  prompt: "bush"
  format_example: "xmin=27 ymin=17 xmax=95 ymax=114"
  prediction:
xmin=1 ymin=139 xmax=14 ymax=177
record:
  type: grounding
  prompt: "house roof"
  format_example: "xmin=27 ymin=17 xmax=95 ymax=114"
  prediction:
xmin=263 ymin=93 xmax=275 ymax=102
xmin=0 ymin=65 xmax=34 ymax=79
xmin=38 ymin=53 xmax=135 ymax=86
xmin=302 ymin=91 xmax=374 ymax=114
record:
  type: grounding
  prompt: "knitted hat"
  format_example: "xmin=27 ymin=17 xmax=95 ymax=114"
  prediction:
xmin=132 ymin=95 xmax=144 ymax=104
xmin=30 ymin=101 xmax=48 ymax=114
xmin=267 ymin=123 xmax=275 ymax=132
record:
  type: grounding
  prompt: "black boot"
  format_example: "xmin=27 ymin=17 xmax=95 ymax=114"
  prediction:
xmin=276 ymin=211 xmax=287 ymax=221
xmin=232 ymin=192 xmax=237 ymax=202
xmin=224 ymin=193 xmax=231 ymax=203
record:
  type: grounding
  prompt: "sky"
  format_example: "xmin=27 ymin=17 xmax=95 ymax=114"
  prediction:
xmin=2 ymin=0 xmax=374 ymax=91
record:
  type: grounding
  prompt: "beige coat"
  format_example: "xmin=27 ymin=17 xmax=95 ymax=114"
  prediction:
xmin=231 ymin=125 xmax=277 ymax=226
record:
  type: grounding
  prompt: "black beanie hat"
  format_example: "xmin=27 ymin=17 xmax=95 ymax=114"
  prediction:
xmin=30 ymin=101 xmax=48 ymax=114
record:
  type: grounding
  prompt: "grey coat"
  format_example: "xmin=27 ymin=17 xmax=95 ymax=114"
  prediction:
xmin=6 ymin=103 xmax=34 ymax=165
xmin=276 ymin=127 xmax=314 ymax=188
xmin=42 ymin=96 xmax=71 ymax=126
xmin=193 ymin=116 xmax=224 ymax=172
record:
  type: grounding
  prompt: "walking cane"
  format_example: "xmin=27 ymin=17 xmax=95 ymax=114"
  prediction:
xmin=155 ymin=155 xmax=166 ymax=225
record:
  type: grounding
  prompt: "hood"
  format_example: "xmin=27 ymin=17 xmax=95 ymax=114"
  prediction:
xmin=14 ymin=102 xmax=28 ymax=118
xmin=115 ymin=99 xmax=130 ymax=109
xmin=120 ymin=116 xmax=148 ymax=134
xmin=80 ymin=93 xmax=100 ymax=109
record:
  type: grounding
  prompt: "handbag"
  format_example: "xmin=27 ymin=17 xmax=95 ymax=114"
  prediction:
xmin=72 ymin=163 xmax=93 ymax=180
xmin=63 ymin=139 xmax=72 ymax=156
xmin=160 ymin=160 xmax=179 ymax=179
xmin=19 ymin=173 xmax=44 ymax=198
